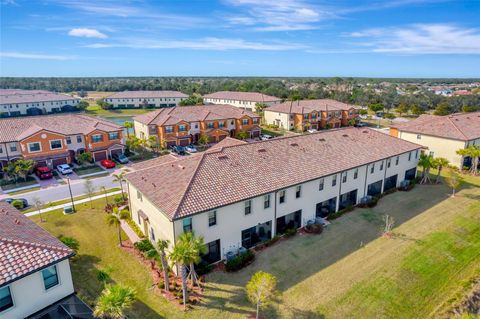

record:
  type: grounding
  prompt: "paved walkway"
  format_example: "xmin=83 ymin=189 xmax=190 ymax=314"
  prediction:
xmin=25 ymin=190 xmax=122 ymax=217
xmin=120 ymin=220 xmax=142 ymax=243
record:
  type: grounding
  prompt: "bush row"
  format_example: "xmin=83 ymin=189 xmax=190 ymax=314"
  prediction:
xmin=225 ymin=250 xmax=255 ymax=272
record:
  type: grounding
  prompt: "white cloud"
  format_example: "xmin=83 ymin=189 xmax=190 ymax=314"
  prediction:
xmin=85 ymin=37 xmax=306 ymax=51
xmin=68 ymin=28 xmax=107 ymax=38
xmin=348 ymin=24 xmax=480 ymax=54
xmin=0 ymin=52 xmax=74 ymax=60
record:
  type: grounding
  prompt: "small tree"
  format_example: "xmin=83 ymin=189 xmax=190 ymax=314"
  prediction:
xmin=382 ymin=214 xmax=395 ymax=238
xmin=198 ymin=134 xmax=210 ymax=149
xmin=177 ymin=232 xmax=207 ymax=287
xmin=14 ymin=159 xmax=35 ymax=182
xmin=255 ymin=102 xmax=268 ymax=115
xmin=78 ymin=100 xmax=89 ymax=110
xmin=445 ymin=168 xmax=463 ymax=197
xmin=123 ymin=121 xmax=133 ymax=138
xmin=156 ymin=239 xmax=170 ymax=292
xmin=112 ymin=171 xmax=126 ymax=200
xmin=418 ymin=154 xmax=434 ymax=184
xmin=94 ymin=284 xmax=136 ymax=319
xmin=84 ymin=179 xmax=96 ymax=208
xmin=396 ymin=103 xmax=409 ymax=117
xmin=32 ymin=197 xmax=45 ymax=222
xmin=433 ymin=157 xmax=449 ymax=184
xmin=77 ymin=152 xmax=93 ymax=166
xmin=106 ymin=207 xmax=130 ymax=246
xmin=169 ymin=242 xmax=191 ymax=310
xmin=457 ymin=146 xmax=480 ymax=175
xmin=235 ymin=130 xmax=249 ymax=140
xmin=368 ymin=103 xmax=384 ymax=113
xmin=246 ymin=271 xmax=279 ymax=319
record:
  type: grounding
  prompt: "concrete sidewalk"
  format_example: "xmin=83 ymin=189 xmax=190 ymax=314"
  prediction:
xmin=25 ymin=190 xmax=122 ymax=217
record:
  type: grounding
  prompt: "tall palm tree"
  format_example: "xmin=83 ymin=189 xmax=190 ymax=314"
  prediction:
xmin=177 ymin=232 xmax=207 ymax=287
xmin=94 ymin=284 xmax=136 ymax=319
xmin=156 ymin=239 xmax=170 ymax=292
xmin=418 ymin=154 xmax=434 ymax=184
xmin=169 ymin=242 xmax=191 ymax=309
xmin=123 ymin=121 xmax=133 ymax=138
xmin=433 ymin=157 xmax=449 ymax=184
xmin=106 ymin=207 xmax=130 ymax=246
xmin=112 ymin=171 xmax=126 ymax=200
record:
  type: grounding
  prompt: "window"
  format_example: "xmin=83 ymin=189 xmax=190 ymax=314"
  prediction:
xmin=0 ymin=286 xmax=13 ymax=312
xmin=108 ymin=132 xmax=119 ymax=140
xmin=136 ymin=190 xmax=143 ymax=201
xmin=303 ymin=114 xmax=309 ymax=120
xmin=342 ymin=172 xmax=347 ymax=183
xmin=178 ymin=125 xmax=186 ymax=132
xmin=218 ymin=121 xmax=225 ymax=128
xmin=9 ymin=143 xmax=17 ymax=152
xmin=279 ymin=190 xmax=286 ymax=204
xmin=207 ymin=122 xmax=214 ymax=129
xmin=354 ymin=168 xmax=358 ymax=179
xmin=165 ymin=126 xmax=173 ymax=133
xmin=417 ymin=134 xmax=421 ymax=139
xmin=150 ymin=227 xmax=155 ymax=241
xmin=311 ymin=112 xmax=317 ymax=119
xmin=0 ymin=147 xmax=2 ymax=154
xmin=380 ymin=161 xmax=384 ymax=171
xmin=28 ymin=142 xmax=41 ymax=153
xmin=253 ymin=118 xmax=259 ymax=124
xmin=91 ymin=134 xmax=103 ymax=143
xmin=332 ymin=175 xmax=337 ymax=186
xmin=242 ymin=118 xmax=249 ymax=125
xmin=244 ymin=200 xmax=252 ymax=215
xmin=387 ymin=158 xmax=391 ymax=168
xmin=66 ymin=137 xmax=71 ymax=145
xmin=370 ymin=164 xmax=375 ymax=174
xmin=319 ymin=178 xmax=324 ymax=191
xmin=50 ymin=140 xmax=62 ymax=150
xmin=76 ymin=135 xmax=82 ymax=143
xmin=194 ymin=124 xmax=198 ymax=129
xmin=395 ymin=156 xmax=399 ymax=165
xmin=415 ymin=150 xmax=419 ymax=159
xmin=208 ymin=211 xmax=217 ymax=226
xmin=42 ymin=265 xmax=59 ymax=290
xmin=296 ymin=185 xmax=302 ymax=198
xmin=264 ymin=194 xmax=270 ymax=209
xmin=183 ymin=218 xmax=192 ymax=233
xmin=408 ymin=152 xmax=412 ymax=161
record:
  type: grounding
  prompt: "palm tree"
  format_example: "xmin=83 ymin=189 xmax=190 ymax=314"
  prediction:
xmin=106 ymin=207 xmax=130 ymax=246
xmin=112 ymin=171 xmax=126 ymax=200
xmin=169 ymin=242 xmax=191 ymax=309
xmin=156 ymin=239 xmax=170 ymax=292
xmin=433 ymin=157 xmax=449 ymax=184
xmin=123 ymin=121 xmax=133 ymax=138
xmin=177 ymin=232 xmax=207 ymax=287
xmin=457 ymin=146 xmax=480 ymax=175
xmin=94 ymin=284 xmax=136 ymax=319
xmin=418 ymin=154 xmax=434 ymax=184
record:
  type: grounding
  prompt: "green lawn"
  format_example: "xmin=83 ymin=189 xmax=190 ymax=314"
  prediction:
xmin=73 ymin=165 xmax=105 ymax=176
xmin=85 ymin=104 xmax=152 ymax=117
xmin=31 ymin=174 xmax=480 ymax=319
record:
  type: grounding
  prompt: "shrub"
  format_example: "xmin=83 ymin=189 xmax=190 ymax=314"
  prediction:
xmin=284 ymin=228 xmax=297 ymax=237
xmin=225 ymin=250 xmax=255 ymax=272
xmin=11 ymin=199 xmax=24 ymax=209
xmin=158 ymin=281 xmax=165 ymax=289
xmin=305 ymin=223 xmax=323 ymax=234
xmin=196 ymin=260 xmax=214 ymax=276
xmin=328 ymin=205 xmax=355 ymax=220
xmin=126 ymin=219 xmax=146 ymax=239
xmin=134 ymin=239 xmax=155 ymax=252
xmin=58 ymin=235 xmax=80 ymax=252
xmin=114 ymin=195 xmax=127 ymax=204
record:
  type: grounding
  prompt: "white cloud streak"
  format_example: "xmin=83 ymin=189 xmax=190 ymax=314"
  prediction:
xmin=0 ymin=52 xmax=75 ymax=60
xmin=68 ymin=28 xmax=108 ymax=38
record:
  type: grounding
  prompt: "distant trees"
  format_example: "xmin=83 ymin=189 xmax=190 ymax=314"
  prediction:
xmin=96 ymin=99 xmax=113 ymax=110
xmin=78 ymin=100 xmax=89 ymax=110
xmin=368 ymin=103 xmax=384 ymax=113
xmin=179 ymin=94 xmax=203 ymax=106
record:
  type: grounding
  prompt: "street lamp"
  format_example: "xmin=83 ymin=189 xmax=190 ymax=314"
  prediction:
xmin=66 ymin=177 xmax=76 ymax=213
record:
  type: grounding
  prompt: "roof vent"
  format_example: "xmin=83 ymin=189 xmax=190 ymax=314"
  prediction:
xmin=362 ymin=130 xmax=368 ymax=133
xmin=290 ymin=143 xmax=299 ymax=147
xmin=177 ymin=165 xmax=185 ymax=169
xmin=342 ymin=134 xmax=349 ymax=137
xmin=152 ymin=183 xmax=156 ymax=188
xmin=258 ymin=148 xmax=266 ymax=153
xmin=319 ymin=138 xmax=326 ymax=142
xmin=218 ymin=155 xmax=229 ymax=160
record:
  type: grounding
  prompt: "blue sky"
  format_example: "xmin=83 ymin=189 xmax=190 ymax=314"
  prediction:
xmin=1 ymin=0 xmax=479 ymax=77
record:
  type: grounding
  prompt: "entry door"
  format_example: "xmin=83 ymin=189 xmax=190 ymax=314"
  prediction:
xmin=241 ymin=226 xmax=256 ymax=249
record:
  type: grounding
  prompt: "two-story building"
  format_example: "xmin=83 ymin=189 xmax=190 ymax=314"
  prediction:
xmin=133 ymin=104 xmax=261 ymax=147
xmin=0 ymin=202 xmax=93 ymax=319
xmin=264 ymin=99 xmax=359 ymax=131
xmin=0 ymin=89 xmax=80 ymax=117
xmin=105 ymin=91 xmax=188 ymax=108
xmin=126 ymin=127 xmax=421 ymax=265
xmin=390 ymin=112 xmax=480 ymax=168
xmin=0 ymin=114 xmax=125 ymax=169
xmin=203 ymin=91 xmax=282 ymax=111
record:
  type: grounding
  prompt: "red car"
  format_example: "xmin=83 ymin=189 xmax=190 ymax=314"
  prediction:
xmin=35 ymin=166 xmax=53 ymax=179
xmin=100 ymin=159 xmax=116 ymax=169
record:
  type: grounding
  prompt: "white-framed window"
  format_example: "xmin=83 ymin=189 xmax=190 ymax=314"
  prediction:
xmin=218 ymin=121 xmax=225 ymax=128
xmin=165 ymin=126 xmax=173 ymax=133
xmin=207 ymin=122 xmax=214 ymax=129
xmin=42 ymin=265 xmax=59 ymax=290
xmin=0 ymin=286 xmax=14 ymax=313
xmin=108 ymin=132 xmax=119 ymax=140
xmin=208 ymin=211 xmax=217 ymax=226
xmin=264 ymin=194 xmax=270 ymax=209
xmin=244 ymin=200 xmax=252 ymax=215
xmin=178 ymin=124 xmax=187 ymax=132
xmin=296 ymin=185 xmax=302 ymax=198
xmin=242 ymin=118 xmax=249 ymax=125
xmin=319 ymin=178 xmax=324 ymax=191
xmin=253 ymin=118 xmax=259 ymax=124
xmin=395 ymin=156 xmax=399 ymax=165
xmin=66 ymin=137 xmax=71 ymax=145
xmin=387 ymin=158 xmax=391 ymax=168
xmin=332 ymin=175 xmax=337 ymax=186
xmin=370 ymin=164 xmax=375 ymax=174
xmin=380 ymin=161 xmax=384 ymax=171
xmin=408 ymin=152 xmax=412 ymax=161
xmin=76 ymin=135 xmax=82 ymax=143
xmin=354 ymin=168 xmax=358 ymax=179
xmin=342 ymin=172 xmax=347 ymax=183
xmin=417 ymin=134 xmax=421 ymax=139
xmin=91 ymin=134 xmax=103 ymax=143
xmin=50 ymin=140 xmax=62 ymax=150
xmin=279 ymin=190 xmax=286 ymax=204
xmin=28 ymin=142 xmax=41 ymax=153
xmin=9 ymin=143 xmax=17 ymax=152
xmin=415 ymin=150 xmax=419 ymax=159
xmin=183 ymin=218 xmax=192 ymax=233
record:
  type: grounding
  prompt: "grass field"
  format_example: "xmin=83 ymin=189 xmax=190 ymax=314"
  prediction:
xmin=85 ymin=104 xmax=152 ymax=118
xmin=31 ymin=174 xmax=480 ymax=319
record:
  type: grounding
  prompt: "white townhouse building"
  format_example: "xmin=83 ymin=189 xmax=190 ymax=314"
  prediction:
xmin=0 ymin=202 xmax=93 ymax=319
xmin=105 ymin=90 xmax=188 ymax=108
xmin=203 ymin=91 xmax=282 ymax=111
xmin=126 ymin=128 xmax=422 ymax=265
xmin=0 ymin=89 xmax=80 ymax=117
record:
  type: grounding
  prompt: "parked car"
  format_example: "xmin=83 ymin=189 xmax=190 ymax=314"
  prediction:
xmin=1 ymin=198 xmax=29 ymax=208
xmin=307 ymin=129 xmax=318 ymax=133
xmin=354 ymin=122 xmax=367 ymax=127
xmin=112 ymin=153 xmax=129 ymax=164
xmin=375 ymin=111 xmax=385 ymax=118
xmin=260 ymin=134 xmax=273 ymax=141
xmin=171 ymin=145 xmax=186 ymax=155
xmin=57 ymin=164 xmax=73 ymax=175
xmin=100 ymin=159 xmax=116 ymax=169
xmin=35 ymin=166 xmax=53 ymax=180
xmin=185 ymin=145 xmax=198 ymax=153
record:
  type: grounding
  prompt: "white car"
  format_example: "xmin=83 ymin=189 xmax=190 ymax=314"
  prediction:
xmin=185 ymin=145 xmax=198 ymax=153
xmin=307 ymin=129 xmax=318 ymax=133
xmin=57 ymin=164 xmax=73 ymax=175
xmin=260 ymin=134 xmax=272 ymax=141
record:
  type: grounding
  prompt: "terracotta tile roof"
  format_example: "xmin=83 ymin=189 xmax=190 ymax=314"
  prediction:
xmin=107 ymin=90 xmax=188 ymax=99
xmin=0 ymin=114 xmax=123 ymax=143
xmin=133 ymin=104 xmax=260 ymax=126
xmin=266 ymin=99 xmax=358 ymax=114
xmin=203 ymin=91 xmax=281 ymax=103
xmin=0 ymin=202 xmax=73 ymax=286
xmin=127 ymin=127 xmax=422 ymax=221
xmin=0 ymin=89 xmax=79 ymax=105
xmin=392 ymin=112 xmax=480 ymax=141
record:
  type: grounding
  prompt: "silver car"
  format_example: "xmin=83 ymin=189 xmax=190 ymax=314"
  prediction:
xmin=57 ymin=164 xmax=73 ymax=175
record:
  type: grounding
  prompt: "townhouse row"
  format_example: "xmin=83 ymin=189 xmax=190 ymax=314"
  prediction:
xmin=126 ymin=127 xmax=422 ymax=265
xmin=203 ymin=91 xmax=282 ymax=111
xmin=133 ymin=104 xmax=261 ymax=147
xmin=0 ymin=114 xmax=125 ymax=169
xmin=104 ymin=90 xmax=188 ymax=108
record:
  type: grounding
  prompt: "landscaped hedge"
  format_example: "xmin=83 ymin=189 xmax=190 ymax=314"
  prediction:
xmin=225 ymin=250 xmax=255 ymax=272
xmin=329 ymin=205 xmax=355 ymax=219
xmin=126 ymin=219 xmax=146 ymax=239
xmin=134 ymin=239 xmax=155 ymax=252
xmin=0 ymin=175 xmax=36 ymax=186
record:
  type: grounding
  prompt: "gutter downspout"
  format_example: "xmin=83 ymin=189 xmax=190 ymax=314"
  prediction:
xmin=382 ymin=159 xmax=388 ymax=193
xmin=363 ymin=164 xmax=369 ymax=198
xmin=337 ymin=172 xmax=343 ymax=212
xmin=273 ymin=190 xmax=278 ymax=237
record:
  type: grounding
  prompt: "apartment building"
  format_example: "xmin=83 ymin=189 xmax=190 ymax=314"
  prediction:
xmin=0 ymin=114 xmax=125 ymax=169
xmin=0 ymin=89 xmax=80 ymax=117
xmin=390 ymin=112 xmax=480 ymax=168
xmin=105 ymin=90 xmax=188 ymax=108
xmin=126 ymin=127 xmax=421 ymax=264
xmin=264 ymin=99 xmax=359 ymax=131
xmin=133 ymin=104 xmax=261 ymax=147
xmin=0 ymin=202 xmax=93 ymax=319
xmin=203 ymin=91 xmax=282 ymax=111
